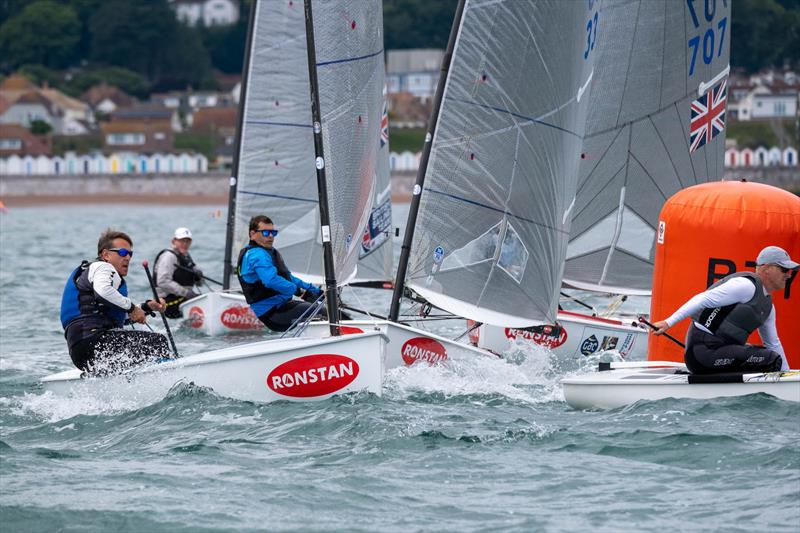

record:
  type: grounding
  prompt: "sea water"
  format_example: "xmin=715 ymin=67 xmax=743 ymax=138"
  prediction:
xmin=0 ymin=204 xmax=798 ymax=532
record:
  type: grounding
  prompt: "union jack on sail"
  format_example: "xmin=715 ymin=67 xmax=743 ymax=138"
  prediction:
xmin=379 ymin=100 xmax=389 ymax=148
xmin=689 ymin=78 xmax=727 ymax=153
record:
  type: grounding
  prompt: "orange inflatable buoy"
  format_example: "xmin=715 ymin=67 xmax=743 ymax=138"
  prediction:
xmin=649 ymin=181 xmax=800 ymax=368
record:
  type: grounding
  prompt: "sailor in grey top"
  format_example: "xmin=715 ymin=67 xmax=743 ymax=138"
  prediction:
xmin=652 ymin=246 xmax=797 ymax=374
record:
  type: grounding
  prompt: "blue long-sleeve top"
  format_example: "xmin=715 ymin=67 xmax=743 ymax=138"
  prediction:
xmin=239 ymin=246 xmax=319 ymax=317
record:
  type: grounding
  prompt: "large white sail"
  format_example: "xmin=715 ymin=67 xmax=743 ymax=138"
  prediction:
xmin=404 ymin=0 xmax=597 ymax=327
xmin=563 ymin=0 xmax=731 ymax=295
xmin=228 ymin=0 xmax=388 ymax=285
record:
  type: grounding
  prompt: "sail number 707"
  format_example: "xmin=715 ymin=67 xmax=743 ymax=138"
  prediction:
xmin=686 ymin=0 xmax=727 ymax=76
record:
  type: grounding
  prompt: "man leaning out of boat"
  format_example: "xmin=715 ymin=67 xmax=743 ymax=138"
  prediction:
xmin=652 ymin=245 xmax=798 ymax=374
xmin=60 ymin=229 xmax=169 ymax=373
xmin=154 ymin=226 xmax=203 ymax=318
xmin=237 ymin=215 xmax=324 ymax=331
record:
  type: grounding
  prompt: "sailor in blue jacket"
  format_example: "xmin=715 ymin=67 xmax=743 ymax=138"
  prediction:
xmin=237 ymin=215 xmax=324 ymax=331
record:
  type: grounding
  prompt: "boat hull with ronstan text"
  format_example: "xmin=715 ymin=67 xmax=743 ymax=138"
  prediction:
xmin=562 ymin=361 xmax=800 ymax=410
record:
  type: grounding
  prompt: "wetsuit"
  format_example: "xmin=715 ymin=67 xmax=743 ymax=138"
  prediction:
xmin=663 ymin=272 xmax=787 ymax=374
xmin=236 ymin=241 xmax=324 ymax=331
xmin=154 ymin=248 xmax=201 ymax=318
xmin=61 ymin=261 xmax=170 ymax=372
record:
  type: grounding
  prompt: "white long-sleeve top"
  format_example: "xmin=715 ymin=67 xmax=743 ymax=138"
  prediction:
xmin=665 ymin=276 xmax=788 ymax=370
xmin=87 ymin=261 xmax=133 ymax=312
xmin=155 ymin=250 xmax=193 ymax=298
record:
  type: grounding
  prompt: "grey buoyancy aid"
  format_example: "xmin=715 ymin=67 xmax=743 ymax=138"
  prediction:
xmin=691 ymin=272 xmax=773 ymax=344
xmin=236 ymin=242 xmax=293 ymax=305
xmin=154 ymin=249 xmax=198 ymax=288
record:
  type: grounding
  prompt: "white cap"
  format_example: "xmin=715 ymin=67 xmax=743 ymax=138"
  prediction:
xmin=756 ymin=246 xmax=798 ymax=269
xmin=173 ymin=227 xmax=192 ymax=240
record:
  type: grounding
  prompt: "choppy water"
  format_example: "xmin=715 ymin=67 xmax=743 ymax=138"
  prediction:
xmin=1 ymin=204 xmax=798 ymax=532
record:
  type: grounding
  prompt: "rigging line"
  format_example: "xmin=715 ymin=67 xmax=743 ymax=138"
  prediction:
xmin=613 ymin=0 xmax=642 ymax=129
xmin=245 ymin=120 xmax=312 ymax=128
xmin=571 ymin=163 xmax=626 ymax=222
xmin=239 ymin=190 xmax=318 ymax=203
xmin=627 ymin=151 xmax=671 ymax=201
xmin=443 ymin=96 xmax=582 ymax=138
xmin=425 ymin=188 xmax=571 ymax=235
xmin=316 ymin=48 xmax=383 ymax=67
xmin=660 ymin=0 xmax=668 ymax=109
xmin=575 ymin=127 xmax=627 ymax=196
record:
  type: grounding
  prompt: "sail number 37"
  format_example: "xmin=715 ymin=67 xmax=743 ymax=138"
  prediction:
xmin=687 ymin=0 xmax=727 ymax=76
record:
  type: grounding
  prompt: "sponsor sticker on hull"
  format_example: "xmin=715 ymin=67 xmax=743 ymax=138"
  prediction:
xmin=505 ymin=326 xmax=568 ymax=349
xmin=401 ymin=337 xmax=447 ymax=365
xmin=267 ymin=354 xmax=360 ymax=398
xmin=188 ymin=306 xmax=204 ymax=328
xmin=220 ymin=306 xmax=262 ymax=330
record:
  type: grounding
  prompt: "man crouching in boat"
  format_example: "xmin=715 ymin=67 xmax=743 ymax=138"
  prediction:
xmin=652 ymin=246 xmax=797 ymax=374
xmin=60 ymin=229 xmax=169 ymax=373
xmin=237 ymin=215 xmax=324 ymax=331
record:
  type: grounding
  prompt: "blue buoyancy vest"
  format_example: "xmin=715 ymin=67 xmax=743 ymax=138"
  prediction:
xmin=691 ymin=272 xmax=773 ymax=344
xmin=60 ymin=261 xmax=129 ymax=331
xmin=236 ymin=242 xmax=294 ymax=305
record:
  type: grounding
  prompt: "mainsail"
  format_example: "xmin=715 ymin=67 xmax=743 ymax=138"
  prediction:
xmin=402 ymin=0 xmax=597 ymax=327
xmin=563 ymin=0 xmax=731 ymax=295
xmin=224 ymin=0 xmax=388 ymax=286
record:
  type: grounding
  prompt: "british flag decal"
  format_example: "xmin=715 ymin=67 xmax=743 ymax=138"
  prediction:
xmin=379 ymin=100 xmax=389 ymax=148
xmin=689 ymin=78 xmax=727 ymax=153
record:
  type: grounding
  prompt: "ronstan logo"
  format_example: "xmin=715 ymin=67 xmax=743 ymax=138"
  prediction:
xmin=220 ymin=306 xmax=262 ymax=329
xmin=188 ymin=306 xmax=204 ymax=328
xmin=267 ymin=354 xmax=360 ymax=397
xmin=504 ymin=327 xmax=568 ymax=348
xmin=401 ymin=337 xmax=447 ymax=365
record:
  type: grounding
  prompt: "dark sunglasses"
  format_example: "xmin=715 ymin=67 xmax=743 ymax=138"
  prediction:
xmin=108 ymin=247 xmax=133 ymax=258
xmin=774 ymin=264 xmax=791 ymax=274
xmin=260 ymin=229 xmax=279 ymax=237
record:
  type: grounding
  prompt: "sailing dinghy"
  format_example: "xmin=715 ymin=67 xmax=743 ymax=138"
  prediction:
xmin=42 ymin=0 xmax=389 ymax=403
xmin=179 ymin=1 xmax=394 ymax=336
xmin=562 ymin=362 xmax=800 ymax=410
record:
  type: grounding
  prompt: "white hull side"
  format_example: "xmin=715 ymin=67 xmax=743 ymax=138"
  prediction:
xmin=178 ymin=292 xmax=263 ymax=335
xmin=42 ymin=332 xmax=386 ymax=404
xmin=303 ymin=320 xmax=497 ymax=370
xmin=473 ymin=311 xmax=648 ymax=360
xmin=562 ymin=363 xmax=800 ymax=410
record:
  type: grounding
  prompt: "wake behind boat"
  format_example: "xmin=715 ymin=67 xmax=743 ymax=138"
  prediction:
xmin=562 ymin=361 xmax=800 ymax=410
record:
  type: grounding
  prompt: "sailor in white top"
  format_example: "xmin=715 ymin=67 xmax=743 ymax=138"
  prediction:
xmin=652 ymin=246 xmax=797 ymax=374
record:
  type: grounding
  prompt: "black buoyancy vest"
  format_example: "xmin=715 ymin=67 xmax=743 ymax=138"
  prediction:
xmin=62 ymin=261 xmax=129 ymax=346
xmin=236 ymin=241 xmax=293 ymax=305
xmin=154 ymin=249 xmax=197 ymax=288
xmin=692 ymin=272 xmax=773 ymax=344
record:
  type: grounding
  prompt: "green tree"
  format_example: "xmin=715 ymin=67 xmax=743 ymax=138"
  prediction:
xmin=732 ymin=0 xmax=799 ymax=72
xmin=30 ymin=119 xmax=52 ymax=135
xmin=0 ymin=1 xmax=80 ymax=69
xmin=66 ymin=67 xmax=150 ymax=99
xmin=384 ymin=0 xmax=458 ymax=49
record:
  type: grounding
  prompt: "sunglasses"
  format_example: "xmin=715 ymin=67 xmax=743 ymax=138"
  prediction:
xmin=774 ymin=264 xmax=791 ymax=274
xmin=107 ymin=247 xmax=133 ymax=258
xmin=260 ymin=229 xmax=279 ymax=237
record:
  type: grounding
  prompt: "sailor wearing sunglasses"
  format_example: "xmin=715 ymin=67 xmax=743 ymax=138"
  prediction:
xmin=60 ymin=229 xmax=169 ymax=372
xmin=237 ymin=215 xmax=324 ymax=331
xmin=652 ymin=245 xmax=798 ymax=374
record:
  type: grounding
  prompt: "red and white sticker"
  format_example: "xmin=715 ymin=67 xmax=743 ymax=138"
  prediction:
xmin=188 ymin=306 xmax=204 ymax=328
xmin=220 ymin=306 xmax=262 ymax=330
xmin=505 ymin=326 xmax=568 ymax=349
xmin=267 ymin=354 xmax=360 ymax=397
xmin=401 ymin=337 xmax=448 ymax=365
xmin=339 ymin=325 xmax=365 ymax=335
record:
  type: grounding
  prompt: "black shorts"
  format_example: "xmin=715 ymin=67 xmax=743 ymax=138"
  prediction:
xmin=69 ymin=329 xmax=172 ymax=373
xmin=258 ymin=301 xmax=327 ymax=332
xmin=684 ymin=324 xmax=783 ymax=374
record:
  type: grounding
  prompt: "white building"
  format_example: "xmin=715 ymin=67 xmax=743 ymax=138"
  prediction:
xmin=386 ymin=49 xmax=444 ymax=100
xmin=171 ymin=0 xmax=239 ymax=27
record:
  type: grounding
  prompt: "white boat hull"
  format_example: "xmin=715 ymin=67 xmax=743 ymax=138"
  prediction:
xmin=42 ymin=332 xmax=386 ymax=404
xmin=178 ymin=292 xmax=262 ymax=335
xmin=470 ymin=310 xmax=647 ymax=360
xmin=562 ymin=362 xmax=800 ymax=410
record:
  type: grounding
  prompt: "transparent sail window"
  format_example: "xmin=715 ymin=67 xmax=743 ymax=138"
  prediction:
xmin=439 ymin=222 xmax=501 ymax=273
xmin=497 ymin=222 xmax=528 ymax=284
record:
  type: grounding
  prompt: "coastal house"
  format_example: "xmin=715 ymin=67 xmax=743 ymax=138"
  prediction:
xmin=190 ymin=106 xmax=237 ymax=167
xmin=80 ymin=83 xmax=135 ymax=116
xmin=0 ymin=80 xmax=94 ymax=135
xmin=388 ymin=92 xmax=431 ymax=129
xmin=101 ymin=106 xmax=178 ymax=153
xmin=170 ymin=0 xmax=239 ymax=27
xmin=386 ymin=49 xmax=444 ymax=100
xmin=728 ymin=69 xmax=799 ymax=121
xmin=0 ymin=123 xmax=52 ymax=158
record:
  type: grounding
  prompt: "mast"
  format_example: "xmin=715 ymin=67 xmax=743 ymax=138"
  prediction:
xmin=222 ymin=0 xmax=259 ymax=290
xmin=388 ymin=0 xmax=466 ymax=322
xmin=303 ymin=0 xmax=340 ymax=336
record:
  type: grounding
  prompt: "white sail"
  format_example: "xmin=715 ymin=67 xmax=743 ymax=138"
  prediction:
xmin=563 ymin=0 xmax=731 ymax=294
xmin=228 ymin=0 xmax=388 ymax=285
xmin=404 ymin=0 xmax=597 ymax=327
